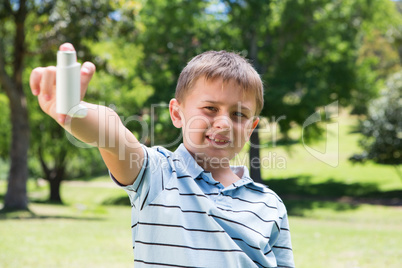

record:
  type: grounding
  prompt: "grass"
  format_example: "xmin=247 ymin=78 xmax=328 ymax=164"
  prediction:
xmin=1 ymin=178 xmax=401 ymax=268
xmin=0 ymin=179 xmax=133 ymax=268
xmin=0 ymin=206 xmax=133 ymax=268
xmin=1 ymin=110 xmax=401 ymax=267
xmin=291 ymin=204 xmax=402 ymax=268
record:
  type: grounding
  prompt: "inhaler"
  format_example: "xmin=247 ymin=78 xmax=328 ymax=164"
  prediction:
xmin=56 ymin=51 xmax=87 ymax=118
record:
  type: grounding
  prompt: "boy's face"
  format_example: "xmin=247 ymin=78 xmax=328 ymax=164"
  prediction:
xmin=170 ymin=76 xmax=259 ymax=168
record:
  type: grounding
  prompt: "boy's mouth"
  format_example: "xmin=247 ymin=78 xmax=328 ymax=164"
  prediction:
xmin=206 ymin=134 xmax=231 ymax=144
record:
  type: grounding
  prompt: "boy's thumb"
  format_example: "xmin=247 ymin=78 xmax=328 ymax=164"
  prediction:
xmin=59 ymin=43 xmax=75 ymax=52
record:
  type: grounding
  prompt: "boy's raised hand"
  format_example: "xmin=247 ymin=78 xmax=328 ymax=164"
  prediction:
xmin=29 ymin=42 xmax=143 ymax=186
xmin=29 ymin=43 xmax=96 ymax=124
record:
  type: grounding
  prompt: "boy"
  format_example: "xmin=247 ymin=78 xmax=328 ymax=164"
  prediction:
xmin=30 ymin=43 xmax=295 ymax=268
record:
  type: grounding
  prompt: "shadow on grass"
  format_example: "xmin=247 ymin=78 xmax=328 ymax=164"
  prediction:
xmin=3 ymin=175 xmax=401 ymax=219
xmin=264 ymin=176 xmax=402 ymax=216
xmin=260 ymin=138 xmax=300 ymax=147
xmin=0 ymin=207 xmax=104 ymax=221
xmin=29 ymin=198 xmax=69 ymax=205
xmin=284 ymin=199 xmax=359 ymax=217
xmin=102 ymin=195 xmax=130 ymax=206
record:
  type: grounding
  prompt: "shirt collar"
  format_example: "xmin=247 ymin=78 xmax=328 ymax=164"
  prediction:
xmin=230 ymin=165 xmax=266 ymax=190
xmin=172 ymin=143 xmax=205 ymax=179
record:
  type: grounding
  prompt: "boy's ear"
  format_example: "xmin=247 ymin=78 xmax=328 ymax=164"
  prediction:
xmin=247 ymin=117 xmax=260 ymax=139
xmin=252 ymin=117 xmax=260 ymax=130
xmin=169 ymin=98 xmax=183 ymax=128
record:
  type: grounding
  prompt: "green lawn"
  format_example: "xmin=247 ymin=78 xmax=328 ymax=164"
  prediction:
xmin=291 ymin=204 xmax=402 ymax=268
xmin=0 ymin=179 xmax=133 ymax=268
xmin=1 ymin=177 xmax=401 ymax=268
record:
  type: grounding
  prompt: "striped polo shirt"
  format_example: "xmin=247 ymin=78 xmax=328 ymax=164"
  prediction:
xmin=112 ymin=144 xmax=295 ymax=268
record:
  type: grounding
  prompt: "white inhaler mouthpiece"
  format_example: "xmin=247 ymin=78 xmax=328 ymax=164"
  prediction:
xmin=56 ymin=51 xmax=87 ymax=118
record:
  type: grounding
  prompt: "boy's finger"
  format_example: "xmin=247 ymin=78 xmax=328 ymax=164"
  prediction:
xmin=59 ymin=43 xmax=75 ymax=52
xmin=30 ymin=67 xmax=44 ymax=96
xmin=57 ymin=114 xmax=68 ymax=125
xmin=39 ymin=66 xmax=57 ymax=101
xmin=80 ymin=61 xmax=96 ymax=100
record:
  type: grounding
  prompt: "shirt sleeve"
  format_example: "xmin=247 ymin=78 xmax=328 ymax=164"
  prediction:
xmin=110 ymin=145 xmax=172 ymax=209
xmin=273 ymin=211 xmax=295 ymax=268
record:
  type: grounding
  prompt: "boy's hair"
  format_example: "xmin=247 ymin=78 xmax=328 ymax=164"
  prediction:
xmin=175 ymin=51 xmax=264 ymax=115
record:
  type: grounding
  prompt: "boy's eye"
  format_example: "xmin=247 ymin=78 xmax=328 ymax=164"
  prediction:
xmin=233 ymin=111 xmax=246 ymax=118
xmin=204 ymin=106 xmax=217 ymax=112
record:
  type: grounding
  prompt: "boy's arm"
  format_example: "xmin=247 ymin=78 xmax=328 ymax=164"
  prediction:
xmin=29 ymin=43 xmax=143 ymax=186
xmin=273 ymin=212 xmax=295 ymax=267
xmin=65 ymin=102 xmax=144 ymax=186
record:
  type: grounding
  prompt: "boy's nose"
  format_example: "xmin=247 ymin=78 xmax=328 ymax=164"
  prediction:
xmin=212 ymin=115 xmax=232 ymax=130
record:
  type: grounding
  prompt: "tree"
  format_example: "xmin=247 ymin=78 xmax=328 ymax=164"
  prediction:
xmin=350 ymin=71 xmax=402 ymax=180
xmin=0 ymin=0 xmax=32 ymax=210
xmin=217 ymin=0 xmax=402 ymax=181
xmin=0 ymin=0 xmax=115 ymax=208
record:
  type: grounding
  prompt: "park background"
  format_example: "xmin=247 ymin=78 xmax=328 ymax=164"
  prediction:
xmin=0 ymin=0 xmax=401 ymax=267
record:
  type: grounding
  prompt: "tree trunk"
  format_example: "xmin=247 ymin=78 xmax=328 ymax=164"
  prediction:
xmin=38 ymin=147 xmax=65 ymax=204
xmin=49 ymin=178 xmax=62 ymax=203
xmin=3 ymin=98 xmax=30 ymax=210
xmin=249 ymin=125 xmax=262 ymax=183
xmin=1 ymin=0 xmax=29 ymax=211
xmin=248 ymin=27 xmax=263 ymax=184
